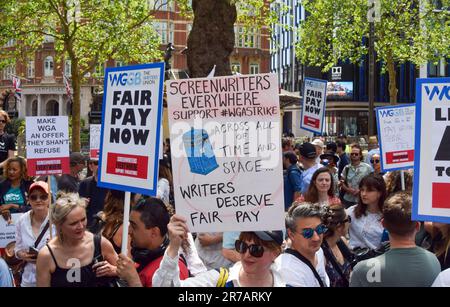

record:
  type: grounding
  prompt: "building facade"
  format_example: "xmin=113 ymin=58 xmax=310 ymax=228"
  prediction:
xmin=270 ymin=0 xmax=450 ymax=137
xmin=0 ymin=1 xmax=270 ymax=126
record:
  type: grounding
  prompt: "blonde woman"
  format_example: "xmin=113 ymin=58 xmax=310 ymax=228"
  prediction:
xmin=36 ymin=193 xmax=118 ymax=287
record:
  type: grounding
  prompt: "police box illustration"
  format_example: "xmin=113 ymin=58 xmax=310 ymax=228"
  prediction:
xmin=183 ymin=128 xmax=218 ymax=175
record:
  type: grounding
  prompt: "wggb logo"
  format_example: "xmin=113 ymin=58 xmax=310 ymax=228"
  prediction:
xmin=108 ymin=72 xmax=142 ymax=87
xmin=425 ymin=85 xmax=450 ymax=101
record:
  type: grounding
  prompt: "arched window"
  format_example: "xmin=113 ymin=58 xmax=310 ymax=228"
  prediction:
xmin=46 ymin=100 xmax=59 ymax=116
xmin=44 ymin=56 xmax=54 ymax=77
xmin=32 ymin=100 xmax=38 ymax=116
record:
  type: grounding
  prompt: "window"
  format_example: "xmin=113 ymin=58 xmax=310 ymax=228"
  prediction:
xmin=148 ymin=0 xmax=174 ymax=11
xmin=154 ymin=21 xmax=174 ymax=44
xmin=27 ymin=60 xmax=35 ymax=78
xmin=116 ymin=61 xmax=124 ymax=67
xmin=44 ymin=35 xmax=54 ymax=43
xmin=250 ymin=63 xmax=260 ymax=75
xmin=44 ymin=56 xmax=54 ymax=77
xmin=429 ymin=59 xmax=446 ymax=77
xmin=231 ymin=63 xmax=241 ymax=74
xmin=5 ymin=39 xmax=15 ymax=47
xmin=234 ymin=26 xmax=260 ymax=48
xmin=2 ymin=65 xmax=16 ymax=80
xmin=64 ymin=60 xmax=71 ymax=77
xmin=95 ymin=62 xmax=105 ymax=77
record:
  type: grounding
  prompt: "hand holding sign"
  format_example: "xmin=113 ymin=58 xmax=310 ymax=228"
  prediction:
xmin=166 ymin=214 xmax=189 ymax=259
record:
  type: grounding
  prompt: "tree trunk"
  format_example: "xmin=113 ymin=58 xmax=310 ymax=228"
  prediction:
xmin=187 ymin=0 xmax=237 ymax=78
xmin=386 ymin=52 xmax=398 ymax=105
xmin=71 ymin=58 xmax=81 ymax=152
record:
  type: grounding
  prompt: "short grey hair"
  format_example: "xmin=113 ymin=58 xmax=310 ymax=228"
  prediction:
xmin=285 ymin=202 xmax=325 ymax=232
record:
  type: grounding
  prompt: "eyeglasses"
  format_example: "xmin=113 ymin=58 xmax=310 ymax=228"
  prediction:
xmin=235 ymin=240 xmax=265 ymax=258
xmin=340 ymin=216 xmax=352 ymax=224
xmin=370 ymin=159 xmax=380 ymax=164
xmin=30 ymin=194 xmax=49 ymax=201
xmin=89 ymin=161 xmax=98 ymax=165
xmin=298 ymin=224 xmax=328 ymax=239
xmin=350 ymin=153 xmax=360 ymax=157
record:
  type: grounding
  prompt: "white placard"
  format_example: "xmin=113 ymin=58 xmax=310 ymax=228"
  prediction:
xmin=0 ymin=214 xmax=23 ymax=248
xmin=376 ymin=104 xmax=415 ymax=172
xmin=167 ymin=73 xmax=285 ymax=232
xmin=89 ymin=124 xmax=101 ymax=159
xmin=97 ymin=63 xmax=164 ymax=195
xmin=413 ymin=77 xmax=450 ymax=223
xmin=300 ymin=78 xmax=327 ymax=134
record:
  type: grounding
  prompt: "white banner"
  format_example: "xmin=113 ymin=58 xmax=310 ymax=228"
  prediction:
xmin=89 ymin=124 xmax=101 ymax=159
xmin=0 ymin=214 xmax=23 ymax=248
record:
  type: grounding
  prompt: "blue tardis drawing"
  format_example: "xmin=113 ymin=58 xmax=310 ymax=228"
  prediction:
xmin=183 ymin=128 xmax=219 ymax=175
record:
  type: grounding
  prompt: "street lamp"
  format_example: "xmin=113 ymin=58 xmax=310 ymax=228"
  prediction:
xmin=367 ymin=0 xmax=380 ymax=136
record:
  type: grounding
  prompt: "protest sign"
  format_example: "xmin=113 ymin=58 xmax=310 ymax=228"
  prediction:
xmin=376 ymin=104 xmax=415 ymax=172
xmin=98 ymin=63 xmax=164 ymax=195
xmin=167 ymin=73 xmax=285 ymax=232
xmin=413 ymin=77 xmax=450 ymax=223
xmin=0 ymin=213 xmax=22 ymax=248
xmin=90 ymin=124 xmax=101 ymax=159
xmin=26 ymin=116 xmax=70 ymax=176
xmin=301 ymin=78 xmax=327 ymax=134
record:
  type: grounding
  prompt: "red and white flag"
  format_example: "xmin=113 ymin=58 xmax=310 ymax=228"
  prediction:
xmin=63 ymin=75 xmax=72 ymax=100
xmin=12 ymin=76 xmax=21 ymax=101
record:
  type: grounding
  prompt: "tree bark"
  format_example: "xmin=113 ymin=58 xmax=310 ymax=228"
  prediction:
xmin=187 ymin=0 xmax=237 ymax=78
xmin=71 ymin=57 xmax=81 ymax=152
xmin=386 ymin=51 xmax=398 ymax=105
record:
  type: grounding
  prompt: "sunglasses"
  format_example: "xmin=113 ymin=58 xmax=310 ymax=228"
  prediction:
xmin=370 ymin=159 xmax=380 ymax=164
xmin=350 ymin=153 xmax=360 ymax=157
xmin=235 ymin=240 xmax=265 ymax=258
xmin=89 ymin=161 xmax=98 ymax=165
xmin=30 ymin=194 xmax=49 ymax=201
xmin=298 ymin=224 xmax=328 ymax=239
xmin=0 ymin=120 xmax=6 ymax=124
xmin=341 ymin=216 xmax=352 ymax=224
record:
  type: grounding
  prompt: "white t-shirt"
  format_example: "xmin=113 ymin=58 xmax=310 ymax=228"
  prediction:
xmin=432 ymin=268 xmax=450 ymax=287
xmin=157 ymin=178 xmax=170 ymax=204
xmin=276 ymin=248 xmax=330 ymax=287
xmin=194 ymin=232 xmax=232 ymax=270
xmin=346 ymin=205 xmax=384 ymax=250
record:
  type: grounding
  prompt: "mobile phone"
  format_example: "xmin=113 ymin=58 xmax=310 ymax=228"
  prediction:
xmin=29 ymin=246 xmax=39 ymax=254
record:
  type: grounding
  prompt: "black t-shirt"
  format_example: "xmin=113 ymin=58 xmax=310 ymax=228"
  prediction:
xmin=79 ymin=176 xmax=108 ymax=229
xmin=57 ymin=174 xmax=80 ymax=193
xmin=0 ymin=133 xmax=16 ymax=163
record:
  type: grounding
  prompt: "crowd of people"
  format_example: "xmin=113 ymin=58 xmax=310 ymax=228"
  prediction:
xmin=0 ymin=109 xmax=449 ymax=287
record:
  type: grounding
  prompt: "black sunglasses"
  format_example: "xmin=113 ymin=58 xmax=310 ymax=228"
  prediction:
xmin=235 ymin=240 xmax=265 ymax=258
xmin=370 ymin=159 xmax=380 ymax=164
xmin=30 ymin=194 xmax=49 ymax=201
xmin=350 ymin=153 xmax=360 ymax=157
xmin=89 ymin=161 xmax=98 ymax=165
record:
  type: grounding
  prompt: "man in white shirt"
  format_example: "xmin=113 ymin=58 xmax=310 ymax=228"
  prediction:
xmin=277 ymin=202 xmax=330 ymax=287
xmin=432 ymin=268 xmax=450 ymax=287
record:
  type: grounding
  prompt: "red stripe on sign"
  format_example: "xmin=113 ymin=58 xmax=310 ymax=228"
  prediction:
xmin=385 ymin=150 xmax=414 ymax=164
xmin=432 ymin=183 xmax=450 ymax=209
xmin=90 ymin=149 xmax=99 ymax=159
xmin=27 ymin=157 xmax=70 ymax=176
xmin=106 ymin=153 xmax=148 ymax=179
xmin=304 ymin=116 xmax=320 ymax=129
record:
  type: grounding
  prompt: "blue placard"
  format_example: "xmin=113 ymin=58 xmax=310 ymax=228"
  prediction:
xmin=375 ymin=104 xmax=415 ymax=173
xmin=413 ymin=77 xmax=450 ymax=223
xmin=97 ymin=62 xmax=164 ymax=196
xmin=300 ymin=77 xmax=327 ymax=135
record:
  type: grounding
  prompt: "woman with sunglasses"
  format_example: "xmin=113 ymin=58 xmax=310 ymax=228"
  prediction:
xmin=150 ymin=215 xmax=285 ymax=287
xmin=279 ymin=202 xmax=330 ymax=287
xmin=0 ymin=157 xmax=33 ymax=220
xmin=14 ymin=182 xmax=55 ymax=287
xmin=370 ymin=153 xmax=385 ymax=176
xmin=321 ymin=203 xmax=353 ymax=287
xmin=347 ymin=174 xmax=387 ymax=251
xmin=0 ymin=110 xmax=15 ymax=176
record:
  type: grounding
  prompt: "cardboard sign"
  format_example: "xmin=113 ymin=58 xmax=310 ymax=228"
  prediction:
xmin=0 ymin=213 xmax=22 ymax=248
xmin=413 ymin=77 xmax=450 ymax=223
xmin=167 ymin=73 xmax=285 ymax=232
xmin=376 ymin=104 xmax=415 ymax=172
xmin=89 ymin=124 xmax=101 ymax=159
xmin=25 ymin=116 xmax=70 ymax=176
xmin=301 ymin=78 xmax=327 ymax=134
xmin=98 ymin=63 xmax=164 ymax=195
